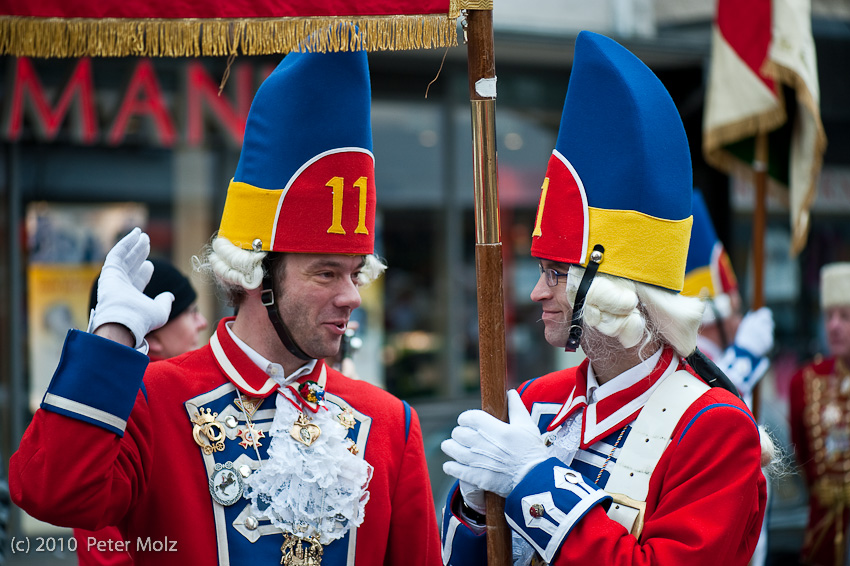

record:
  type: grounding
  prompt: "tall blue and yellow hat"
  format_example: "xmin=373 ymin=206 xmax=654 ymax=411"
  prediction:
xmin=218 ymin=49 xmax=376 ymax=256
xmin=682 ymin=189 xmax=738 ymax=319
xmin=531 ymin=31 xmax=693 ymax=292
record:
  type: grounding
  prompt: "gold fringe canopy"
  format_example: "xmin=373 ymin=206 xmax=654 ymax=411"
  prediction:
xmin=0 ymin=14 xmax=459 ymax=58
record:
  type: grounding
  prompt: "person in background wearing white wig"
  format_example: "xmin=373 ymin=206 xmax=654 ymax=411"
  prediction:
xmin=440 ymin=31 xmax=772 ymax=566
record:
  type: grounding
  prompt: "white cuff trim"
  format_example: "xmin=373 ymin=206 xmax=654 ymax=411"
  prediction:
xmin=43 ymin=392 xmax=128 ymax=432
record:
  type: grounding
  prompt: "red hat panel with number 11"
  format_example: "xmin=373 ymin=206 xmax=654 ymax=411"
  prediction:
xmin=218 ymin=46 xmax=376 ymax=256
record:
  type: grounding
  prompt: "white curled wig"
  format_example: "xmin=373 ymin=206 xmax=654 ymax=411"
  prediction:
xmin=194 ymin=235 xmax=387 ymax=306
xmin=358 ymin=254 xmax=388 ymax=286
xmin=565 ymin=264 xmax=706 ymax=358
xmin=563 ymin=266 xmax=778 ymax=467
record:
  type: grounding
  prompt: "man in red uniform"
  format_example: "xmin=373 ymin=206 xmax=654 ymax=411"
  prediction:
xmin=11 ymin=48 xmax=440 ymax=566
xmin=440 ymin=31 xmax=769 ymax=566
xmin=790 ymin=261 xmax=850 ymax=566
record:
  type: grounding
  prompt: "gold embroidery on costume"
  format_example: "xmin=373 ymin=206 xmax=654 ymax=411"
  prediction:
xmin=281 ymin=533 xmax=323 ymax=566
xmin=802 ymin=359 xmax=850 ymax=565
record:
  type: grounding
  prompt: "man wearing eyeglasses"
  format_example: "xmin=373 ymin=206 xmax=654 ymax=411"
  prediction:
xmin=439 ymin=31 xmax=771 ymax=566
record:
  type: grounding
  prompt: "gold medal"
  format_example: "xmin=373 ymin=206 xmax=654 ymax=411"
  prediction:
xmin=290 ymin=413 xmax=321 ymax=447
xmin=234 ymin=396 xmax=264 ymax=419
xmin=347 ymin=440 xmax=359 ymax=455
xmin=192 ymin=407 xmax=226 ymax=454
xmin=336 ymin=408 xmax=356 ymax=430
xmin=281 ymin=534 xmax=323 ymax=566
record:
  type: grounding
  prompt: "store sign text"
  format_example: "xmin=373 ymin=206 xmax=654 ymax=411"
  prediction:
xmin=2 ymin=57 xmax=273 ymax=148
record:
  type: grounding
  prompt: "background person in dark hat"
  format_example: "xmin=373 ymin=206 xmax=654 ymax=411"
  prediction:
xmin=76 ymin=257 xmax=207 ymax=566
xmin=440 ymin=31 xmax=771 ymax=566
xmin=87 ymin=257 xmax=208 ymax=361
xmin=11 ymin=46 xmax=441 ymax=566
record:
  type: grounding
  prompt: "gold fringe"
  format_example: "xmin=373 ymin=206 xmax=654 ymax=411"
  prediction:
xmin=457 ymin=0 xmax=494 ymax=9
xmin=0 ymin=14 xmax=459 ymax=58
xmin=703 ymin=106 xmax=787 ymax=163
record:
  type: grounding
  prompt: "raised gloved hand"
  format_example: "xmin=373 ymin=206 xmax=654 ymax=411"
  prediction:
xmin=734 ymin=307 xmax=774 ymax=357
xmin=90 ymin=228 xmax=174 ymax=349
xmin=442 ymin=389 xmax=549 ymax=498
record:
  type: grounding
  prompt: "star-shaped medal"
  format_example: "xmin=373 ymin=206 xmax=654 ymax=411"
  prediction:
xmin=236 ymin=424 xmax=265 ymax=449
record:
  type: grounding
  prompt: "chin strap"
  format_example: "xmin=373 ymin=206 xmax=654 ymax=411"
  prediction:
xmin=685 ymin=347 xmax=741 ymax=399
xmin=261 ymin=256 xmax=313 ymax=361
xmin=565 ymin=244 xmax=605 ymax=352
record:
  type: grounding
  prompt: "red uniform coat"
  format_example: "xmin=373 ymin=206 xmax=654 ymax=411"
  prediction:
xmin=442 ymin=351 xmax=767 ymax=566
xmin=789 ymin=357 xmax=850 ymax=566
xmin=12 ymin=318 xmax=441 ymax=566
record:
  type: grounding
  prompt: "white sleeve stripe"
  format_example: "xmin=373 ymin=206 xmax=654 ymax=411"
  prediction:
xmin=441 ymin=514 xmax=461 ymax=565
xmin=43 ymin=392 xmax=128 ymax=431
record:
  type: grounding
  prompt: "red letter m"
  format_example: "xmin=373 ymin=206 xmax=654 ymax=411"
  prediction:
xmin=4 ymin=57 xmax=98 ymax=144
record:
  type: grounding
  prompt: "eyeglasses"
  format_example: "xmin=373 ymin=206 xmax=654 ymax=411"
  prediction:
xmin=539 ymin=263 xmax=568 ymax=287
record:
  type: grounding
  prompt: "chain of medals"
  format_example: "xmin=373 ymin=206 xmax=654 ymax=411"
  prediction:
xmin=194 ymin=377 xmax=357 ymax=566
xmin=239 ymin=382 xmax=358 ymax=566
xmin=277 ymin=385 xmax=326 ymax=566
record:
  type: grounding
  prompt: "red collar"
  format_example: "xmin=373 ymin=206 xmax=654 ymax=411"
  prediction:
xmin=209 ymin=317 xmax=326 ymax=398
xmin=548 ymin=347 xmax=684 ymax=448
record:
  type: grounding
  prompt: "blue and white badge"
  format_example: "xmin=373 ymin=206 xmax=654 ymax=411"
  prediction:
xmin=209 ymin=461 xmax=244 ymax=506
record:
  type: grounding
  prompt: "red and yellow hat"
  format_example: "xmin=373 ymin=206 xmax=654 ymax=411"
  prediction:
xmin=218 ymin=49 xmax=375 ymax=256
xmin=531 ymin=32 xmax=693 ymax=292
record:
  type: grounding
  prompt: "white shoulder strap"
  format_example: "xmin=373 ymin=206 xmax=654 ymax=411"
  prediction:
xmin=605 ymin=370 xmax=709 ymax=537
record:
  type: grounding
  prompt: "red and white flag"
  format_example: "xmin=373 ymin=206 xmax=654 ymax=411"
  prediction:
xmin=703 ymin=0 xmax=827 ymax=255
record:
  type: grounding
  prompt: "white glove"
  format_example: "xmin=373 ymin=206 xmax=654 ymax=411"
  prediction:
xmin=734 ymin=307 xmax=774 ymax=357
xmin=459 ymin=480 xmax=486 ymax=515
xmin=91 ymin=228 xmax=174 ymax=349
xmin=442 ymin=390 xmax=549 ymax=498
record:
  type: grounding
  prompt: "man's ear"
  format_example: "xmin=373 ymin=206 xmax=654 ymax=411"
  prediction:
xmin=147 ymin=333 xmax=164 ymax=357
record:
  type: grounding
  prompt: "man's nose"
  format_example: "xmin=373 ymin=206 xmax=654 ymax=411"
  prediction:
xmin=530 ymin=274 xmax=551 ymax=302
xmin=336 ymin=277 xmax=362 ymax=310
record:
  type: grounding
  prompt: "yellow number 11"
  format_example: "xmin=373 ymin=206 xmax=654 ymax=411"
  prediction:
xmin=326 ymin=176 xmax=370 ymax=235
xmin=531 ymin=177 xmax=550 ymax=237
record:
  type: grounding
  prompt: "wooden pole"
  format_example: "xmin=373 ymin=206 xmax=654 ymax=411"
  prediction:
xmin=750 ymin=132 xmax=768 ymax=421
xmin=752 ymin=132 xmax=768 ymax=311
xmin=465 ymin=8 xmax=512 ymax=565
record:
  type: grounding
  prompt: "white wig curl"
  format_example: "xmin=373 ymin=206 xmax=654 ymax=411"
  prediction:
xmin=565 ymin=265 xmax=706 ymax=358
